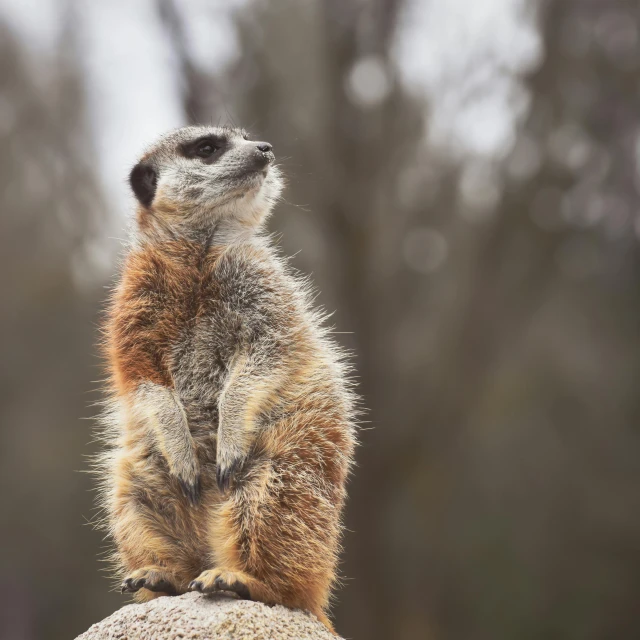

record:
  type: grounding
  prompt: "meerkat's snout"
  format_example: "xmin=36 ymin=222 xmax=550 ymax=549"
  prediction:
xmin=243 ymin=140 xmax=274 ymax=174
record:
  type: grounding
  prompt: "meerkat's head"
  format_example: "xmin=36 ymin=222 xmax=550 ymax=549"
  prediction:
xmin=129 ymin=126 xmax=283 ymax=242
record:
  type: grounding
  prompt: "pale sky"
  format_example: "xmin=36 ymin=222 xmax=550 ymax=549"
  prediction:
xmin=395 ymin=0 xmax=542 ymax=158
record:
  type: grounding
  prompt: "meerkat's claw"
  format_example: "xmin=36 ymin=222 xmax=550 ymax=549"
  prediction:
xmin=178 ymin=476 xmax=201 ymax=505
xmin=212 ymin=574 xmax=251 ymax=599
xmin=188 ymin=568 xmax=251 ymax=599
xmin=216 ymin=459 xmax=241 ymax=492
xmin=188 ymin=579 xmax=204 ymax=592
xmin=121 ymin=568 xmax=179 ymax=595
xmin=121 ymin=577 xmax=140 ymax=593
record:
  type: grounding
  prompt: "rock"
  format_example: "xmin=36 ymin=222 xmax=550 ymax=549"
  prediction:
xmin=76 ymin=592 xmax=341 ymax=639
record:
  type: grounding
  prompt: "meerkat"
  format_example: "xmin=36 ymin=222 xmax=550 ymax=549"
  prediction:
xmin=95 ymin=126 xmax=357 ymax=631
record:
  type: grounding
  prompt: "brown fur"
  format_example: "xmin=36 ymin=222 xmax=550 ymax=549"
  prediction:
xmin=96 ymin=128 xmax=357 ymax=632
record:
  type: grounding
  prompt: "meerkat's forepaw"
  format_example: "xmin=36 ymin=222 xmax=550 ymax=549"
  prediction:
xmin=177 ymin=474 xmax=201 ymax=506
xmin=188 ymin=568 xmax=251 ymax=600
xmin=215 ymin=457 xmax=244 ymax=492
xmin=121 ymin=567 xmax=179 ymax=595
xmin=216 ymin=437 xmax=248 ymax=491
xmin=170 ymin=457 xmax=201 ymax=505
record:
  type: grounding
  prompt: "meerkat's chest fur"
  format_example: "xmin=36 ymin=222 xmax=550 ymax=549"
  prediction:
xmin=111 ymin=238 xmax=270 ymax=435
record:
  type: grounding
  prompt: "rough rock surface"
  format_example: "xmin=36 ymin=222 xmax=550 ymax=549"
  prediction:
xmin=76 ymin=592 xmax=341 ymax=640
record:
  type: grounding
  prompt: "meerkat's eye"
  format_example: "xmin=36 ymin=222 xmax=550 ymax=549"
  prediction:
xmin=195 ymin=141 xmax=218 ymax=158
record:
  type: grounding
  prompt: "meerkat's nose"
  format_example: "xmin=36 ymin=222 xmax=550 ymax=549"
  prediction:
xmin=247 ymin=141 xmax=274 ymax=171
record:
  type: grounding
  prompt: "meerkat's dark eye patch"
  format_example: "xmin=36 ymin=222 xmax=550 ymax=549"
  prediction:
xmin=195 ymin=140 xmax=219 ymax=158
xmin=129 ymin=163 xmax=157 ymax=208
xmin=181 ymin=136 xmax=224 ymax=161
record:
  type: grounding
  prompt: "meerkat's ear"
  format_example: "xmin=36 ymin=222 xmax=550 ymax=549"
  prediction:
xmin=129 ymin=163 xmax=157 ymax=207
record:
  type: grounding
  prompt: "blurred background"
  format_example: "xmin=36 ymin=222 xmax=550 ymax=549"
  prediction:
xmin=1 ymin=0 xmax=640 ymax=638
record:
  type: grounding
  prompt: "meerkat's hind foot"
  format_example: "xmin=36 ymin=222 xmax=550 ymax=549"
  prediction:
xmin=121 ymin=566 xmax=180 ymax=595
xmin=188 ymin=568 xmax=251 ymax=600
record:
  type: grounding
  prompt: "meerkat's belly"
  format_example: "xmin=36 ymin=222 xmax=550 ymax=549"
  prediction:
xmin=168 ymin=309 xmax=238 ymax=437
